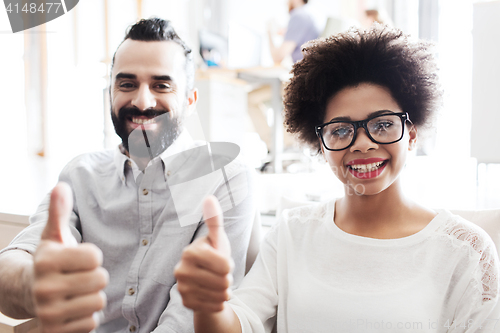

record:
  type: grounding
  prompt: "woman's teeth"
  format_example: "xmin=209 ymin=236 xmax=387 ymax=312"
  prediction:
xmin=131 ymin=117 xmax=155 ymax=125
xmin=349 ymin=161 xmax=385 ymax=173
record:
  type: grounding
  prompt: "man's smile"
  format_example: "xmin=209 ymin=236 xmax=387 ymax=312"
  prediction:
xmin=127 ymin=115 xmax=160 ymax=130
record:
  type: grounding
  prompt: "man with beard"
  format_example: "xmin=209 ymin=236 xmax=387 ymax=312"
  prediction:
xmin=0 ymin=18 xmax=254 ymax=333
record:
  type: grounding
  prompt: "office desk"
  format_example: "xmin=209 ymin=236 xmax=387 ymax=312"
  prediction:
xmin=197 ymin=66 xmax=292 ymax=173
xmin=237 ymin=67 xmax=292 ymax=173
xmin=0 ymin=312 xmax=38 ymax=333
xmin=0 ymin=154 xmax=63 ymax=248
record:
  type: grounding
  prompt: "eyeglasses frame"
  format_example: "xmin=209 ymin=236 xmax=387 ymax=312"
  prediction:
xmin=315 ymin=111 xmax=412 ymax=151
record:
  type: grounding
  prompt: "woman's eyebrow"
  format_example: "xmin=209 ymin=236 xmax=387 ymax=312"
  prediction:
xmin=367 ymin=109 xmax=396 ymax=117
xmin=329 ymin=116 xmax=351 ymax=122
xmin=328 ymin=110 xmax=396 ymax=122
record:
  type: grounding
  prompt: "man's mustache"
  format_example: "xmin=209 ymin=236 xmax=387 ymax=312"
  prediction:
xmin=118 ymin=107 xmax=169 ymax=120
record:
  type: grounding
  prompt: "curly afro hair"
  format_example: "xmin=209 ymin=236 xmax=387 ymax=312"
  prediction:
xmin=283 ymin=24 xmax=442 ymax=154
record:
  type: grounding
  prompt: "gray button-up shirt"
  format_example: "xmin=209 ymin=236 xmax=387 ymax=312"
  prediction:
xmin=2 ymin=131 xmax=255 ymax=333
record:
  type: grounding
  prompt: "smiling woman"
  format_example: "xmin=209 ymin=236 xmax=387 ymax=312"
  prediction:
xmin=173 ymin=24 xmax=500 ymax=333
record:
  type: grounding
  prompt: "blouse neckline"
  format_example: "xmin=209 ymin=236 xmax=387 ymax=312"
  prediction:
xmin=325 ymin=200 xmax=447 ymax=247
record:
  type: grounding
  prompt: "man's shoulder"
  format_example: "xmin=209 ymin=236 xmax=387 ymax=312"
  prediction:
xmin=62 ymin=149 xmax=116 ymax=174
xmin=290 ymin=6 xmax=313 ymax=20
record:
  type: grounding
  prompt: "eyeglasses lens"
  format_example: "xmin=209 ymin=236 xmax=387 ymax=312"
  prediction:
xmin=321 ymin=114 xmax=403 ymax=150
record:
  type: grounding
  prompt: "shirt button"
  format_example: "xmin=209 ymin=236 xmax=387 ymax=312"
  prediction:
xmin=167 ymin=170 xmax=171 ymax=177
xmin=142 ymin=189 xmax=149 ymax=195
xmin=129 ymin=325 xmax=136 ymax=332
xmin=127 ymin=160 xmax=132 ymax=166
xmin=128 ymin=287 xmax=135 ymax=296
xmin=142 ymin=239 xmax=149 ymax=246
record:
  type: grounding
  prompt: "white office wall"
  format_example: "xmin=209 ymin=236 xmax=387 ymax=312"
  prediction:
xmin=471 ymin=1 xmax=500 ymax=163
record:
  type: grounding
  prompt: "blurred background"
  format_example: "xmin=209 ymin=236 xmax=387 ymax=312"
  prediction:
xmin=0 ymin=0 xmax=499 ymax=221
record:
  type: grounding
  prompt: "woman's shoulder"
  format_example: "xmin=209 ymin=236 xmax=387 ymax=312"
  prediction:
xmin=432 ymin=209 xmax=497 ymax=257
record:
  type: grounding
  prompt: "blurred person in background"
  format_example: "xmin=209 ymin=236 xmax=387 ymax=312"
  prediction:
xmin=268 ymin=0 xmax=320 ymax=64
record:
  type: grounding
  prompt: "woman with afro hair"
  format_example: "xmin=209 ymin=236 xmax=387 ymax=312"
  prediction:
xmin=174 ymin=24 xmax=500 ymax=333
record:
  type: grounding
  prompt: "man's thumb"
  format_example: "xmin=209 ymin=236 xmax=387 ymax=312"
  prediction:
xmin=203 ymin=196 xmax=230 ymax=254
xmin=41 ymin=182 xmax=77 ymax=246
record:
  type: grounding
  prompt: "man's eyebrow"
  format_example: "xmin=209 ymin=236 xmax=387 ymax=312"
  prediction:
xmin=115 ymin=73 xmax=136 ymax=80
xmin=152 ymin=75 xmax=173 ymax=81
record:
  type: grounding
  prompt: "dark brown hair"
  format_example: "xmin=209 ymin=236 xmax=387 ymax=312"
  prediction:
xmin=283 ymin=24 xmax=442 ymax=154
xmin=112 ymin=18 xmax=194 ymax=90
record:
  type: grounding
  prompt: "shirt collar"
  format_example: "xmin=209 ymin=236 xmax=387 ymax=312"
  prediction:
xmin=114 ymin=129 xmax=199 ymax=184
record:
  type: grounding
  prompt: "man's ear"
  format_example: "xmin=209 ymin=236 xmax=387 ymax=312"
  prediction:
xmin=186 ymin=88 xmax=198 ymax=116
xmin=408 ymin=125 xmax=417 ymax=151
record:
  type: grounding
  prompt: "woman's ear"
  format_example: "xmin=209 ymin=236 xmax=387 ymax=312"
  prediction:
xmin=319 ymin=141 xmax=328 ymax=162
xmin=408 ymin=125 xmax=417 ymax=151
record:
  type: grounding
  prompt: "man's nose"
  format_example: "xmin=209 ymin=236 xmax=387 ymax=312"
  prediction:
xmin=131 ymin=85 xmax=157 ymax=110
xmin=349 ymin=127 xmax=378 ymax=153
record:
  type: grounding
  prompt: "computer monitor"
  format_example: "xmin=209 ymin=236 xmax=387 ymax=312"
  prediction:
xmin=199 ymin=29 xmax=228 ymax=67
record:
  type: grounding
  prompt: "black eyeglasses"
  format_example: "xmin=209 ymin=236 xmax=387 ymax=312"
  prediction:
xmin=315 ymin=112 xmax=412 ymax=151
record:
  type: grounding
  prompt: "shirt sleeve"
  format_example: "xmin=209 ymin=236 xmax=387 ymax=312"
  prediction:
xmin=227 ymin=217 xmax=281 ymax=333
xmin=284 ymin=13 xmax=307 ymax=45
xmin=449 ymin=237 xmax=500 ymax=333
xmin=153 ymin=163 xmax=256 ymax=333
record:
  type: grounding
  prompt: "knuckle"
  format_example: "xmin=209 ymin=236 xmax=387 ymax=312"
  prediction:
xmin=95 ymin=291 xmax=107 ymax=310
xmin=33 ymin=255 xmax=56 ymax=275
xmin=85 ymin=316 xmax=99 ymax=332
xmin=182 ymin=298 xmax=196 ymax=310
xmin=181 ymin=247 xmax=196 ymax=262
xmin=174 ymin=267 xmax=190 ymax=281
xmin=221 ymin=278 xmax=230 ymax=290
xmin=212 ymin=302 xmax=224 ymax=312
xmin=226 ymin=273 xmax=234 ymax=287
xmin=40 ymin=324 xmax=57 ymax=333
xmin=37 ymin=306 xmax=62 ymax=323
xmin=80 ymin=244 xmax=102 ymax=267
xmin=223 ymin=289 xmax=231 ymax=301
xmin=94 ymin=268 xmax=109 ymax=290
xmin=173 ymin=263 xmax=183 ymax=278
xmin=176 ymin=282 xmax=189 ymax=295
xmin=33 ymin=281 xmax=56 ymax=302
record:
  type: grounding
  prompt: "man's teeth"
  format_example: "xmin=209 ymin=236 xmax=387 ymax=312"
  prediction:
xmin=131 ymin=118 xmax=155 ymax=125
xmin=349 ymin=161 xmax=385 ymax=173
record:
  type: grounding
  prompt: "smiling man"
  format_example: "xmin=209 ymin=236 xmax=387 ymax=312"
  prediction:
xmin=0 ymin=18 xmax=254 ymax=333
xmin=110 ymin=28 xmax=194 ymax=168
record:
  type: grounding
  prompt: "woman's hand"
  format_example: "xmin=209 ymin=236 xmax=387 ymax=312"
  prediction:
xmin=174 ymin=196 xmax=234 ymax=313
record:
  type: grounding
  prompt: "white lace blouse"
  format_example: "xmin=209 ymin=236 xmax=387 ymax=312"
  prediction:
xmin=228 ymin=201 xmax=500 ymax=333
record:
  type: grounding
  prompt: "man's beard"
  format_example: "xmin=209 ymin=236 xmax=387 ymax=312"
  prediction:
xmin=111 ymin=107 xmax=183 ymax=160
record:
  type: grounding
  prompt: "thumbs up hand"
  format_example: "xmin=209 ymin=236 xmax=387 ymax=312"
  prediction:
xmin=32 ymin=182 xmax=108 ymax=333
xmin=174 ymin=196 xmax=234 ymax=313
xmin=204 ymin=196 xmax=231 ymax=256
xmin=40 ymin=182 xmax=78 ymax=246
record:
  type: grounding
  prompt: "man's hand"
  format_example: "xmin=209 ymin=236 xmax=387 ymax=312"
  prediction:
xmin=174 ymin=196 xmax=234 ymax=313
xmin=32 ymin=182 xmax=108 ymax=333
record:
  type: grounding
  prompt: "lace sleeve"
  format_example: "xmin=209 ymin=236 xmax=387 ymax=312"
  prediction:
xmin=439 ymin=215 xmax=500 ymax=332
xmin=441 ymin=219 xmax=499 ymax=304
xmin=475 ymin=243 xmax=499 ymax=304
